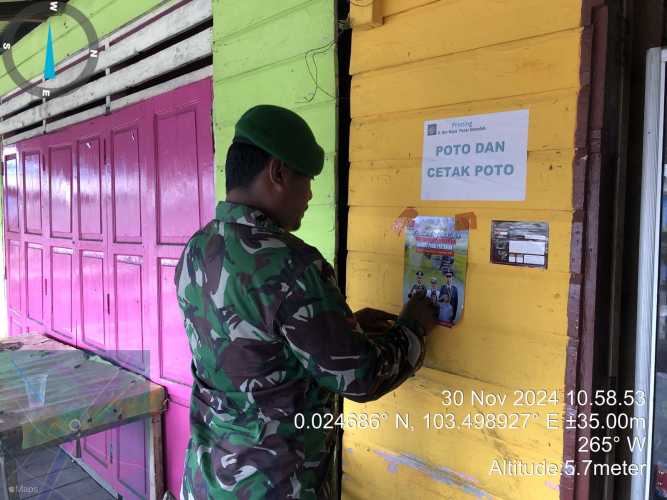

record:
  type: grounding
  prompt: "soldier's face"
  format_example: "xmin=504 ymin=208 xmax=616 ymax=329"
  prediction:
xmin=279 ymin=167 xmax=313 ymax=231
xmin=264 ymin=159 xmax=313 ymax=231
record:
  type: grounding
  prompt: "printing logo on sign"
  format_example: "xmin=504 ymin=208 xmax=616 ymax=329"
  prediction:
xmin=427 ymin=123 xmax=437 ymax=136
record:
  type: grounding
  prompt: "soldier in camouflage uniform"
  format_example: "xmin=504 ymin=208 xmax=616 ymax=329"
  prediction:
xmin=175 ymin=105 xmax=438 ymax=500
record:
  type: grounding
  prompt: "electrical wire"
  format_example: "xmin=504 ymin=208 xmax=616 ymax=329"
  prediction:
xmin=299 ymin=39 xmax=337 ymax=104
xmin=298 ymin=18 xmax=351 ymax=104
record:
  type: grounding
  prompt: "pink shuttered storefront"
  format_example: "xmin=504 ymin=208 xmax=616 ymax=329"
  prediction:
xmin=3 ymin=78 xmax=214 ymax=498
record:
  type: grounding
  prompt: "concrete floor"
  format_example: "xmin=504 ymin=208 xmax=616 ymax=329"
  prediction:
xmin=2 ymin=446 xmax=114 ymax=499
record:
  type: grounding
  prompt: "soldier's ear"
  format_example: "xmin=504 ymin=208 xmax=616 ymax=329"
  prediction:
xmin=267 ymin=157 xmax=288 ymax=189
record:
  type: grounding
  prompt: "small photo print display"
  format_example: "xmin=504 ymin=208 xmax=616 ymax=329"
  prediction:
xmin=491 ymin=220 xmax=549 ymax=269
xmin=404 ymin=216 xmax=469 ymax=327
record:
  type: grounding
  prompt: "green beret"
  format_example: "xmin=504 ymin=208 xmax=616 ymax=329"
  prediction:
xmin=233 ymin=105 xmax=324 ymax=177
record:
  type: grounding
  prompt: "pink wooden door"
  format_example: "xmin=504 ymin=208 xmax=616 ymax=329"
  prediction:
xmin=106 ymin=104 xmax=151 ymax=376
xmin=23 ymin=151 xmax=43 ymax=324
xmin=147 ymin=80 xmax=214 ymax=399
xmin=144 ymin=79 xmax=214 ymax=494
xmin=82 ymin=427 xmax=113 ymax=481
xmin=4 ymin=152 xmax=23 ymax=336
xmin=114 ymin=420 xmax=150 ymax=499
xmin=73 ymin=119 xmax=115 ymax=474
xmin=3 ymin=77 xmax=214 ymax=498
xmin=74 ymin=127 xmax=108 ymax=353
xmin=4 ymin=152 xmax=21 ymax=234
xmin=23 ymin=147 xmax=49 ymax=335
xmin=46 ymin=141 xmax=78 ymax=344
xmin=78 ymin=178 xmax=110 ymax=351
xmin=104 ymin=103 xmax=152 ymax=499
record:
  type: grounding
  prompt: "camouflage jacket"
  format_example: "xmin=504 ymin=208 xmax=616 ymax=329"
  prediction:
xmin=175 ymin=202 xmax=426 ymax=500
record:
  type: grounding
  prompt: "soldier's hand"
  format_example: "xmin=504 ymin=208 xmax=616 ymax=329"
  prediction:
xmin=399 ymin=292 xmax=438 ymax=335
xmin=355 ymin=308 xmax=398 ymax=334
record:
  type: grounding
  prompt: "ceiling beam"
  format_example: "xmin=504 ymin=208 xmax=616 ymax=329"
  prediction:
xmin=0 ymin=2 xmax=53 ymax=22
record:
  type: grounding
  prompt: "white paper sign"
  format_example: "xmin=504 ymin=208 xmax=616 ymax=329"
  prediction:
xmin=421 ymin=110 xmax=529 ymax=201
xmin=524 ymin=254 xmax=545 ymax=266
xmin=508 ymin=240 xmax=546 ymax=255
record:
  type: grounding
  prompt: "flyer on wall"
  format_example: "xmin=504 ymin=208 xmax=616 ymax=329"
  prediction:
xmin=403 ymin=216 xmax=469 ymax=327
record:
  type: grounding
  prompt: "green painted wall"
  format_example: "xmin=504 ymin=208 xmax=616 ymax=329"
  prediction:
xmin=213 ymin=0 xmax=338 ymax=263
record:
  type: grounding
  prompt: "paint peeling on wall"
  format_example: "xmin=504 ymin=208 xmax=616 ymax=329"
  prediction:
xmin=545 ymin=480 xmax=560 ymax=491
xmin=373 ymin=449 xmax=493 ymax=499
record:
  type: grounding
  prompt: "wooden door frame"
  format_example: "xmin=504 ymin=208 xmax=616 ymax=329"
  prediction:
xmin=0 ymin=143 xmax=6 ymax=337
xmin=561 ymin=1 xmax=620 ymax=498
xmin=561 ymin=1 xmax=661 ymax=498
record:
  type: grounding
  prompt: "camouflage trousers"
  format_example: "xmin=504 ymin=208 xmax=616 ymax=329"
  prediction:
xmin=179 ymin=433 xmax=338 ymax=500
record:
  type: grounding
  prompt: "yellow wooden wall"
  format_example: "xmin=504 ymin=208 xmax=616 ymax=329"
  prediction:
xmin=343 ymin=0 xmax=584 ymax=498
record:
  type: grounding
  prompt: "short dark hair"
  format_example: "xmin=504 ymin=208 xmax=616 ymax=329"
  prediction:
xmin=225 ymin=141 xmax=271 ymax=192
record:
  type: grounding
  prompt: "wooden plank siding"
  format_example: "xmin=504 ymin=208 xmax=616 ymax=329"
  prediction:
xmin=0 ymin=0 xmax=211 ymax=120
xmin=0 ymin=28 xmax=212 ymax=135
xmin=0 ymin=0 xmax=173 ymax=97
xmin=343 ymin=0 xmax=584 ymax=498
xmin=213 ymin=0 xmax=338 ymax=263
